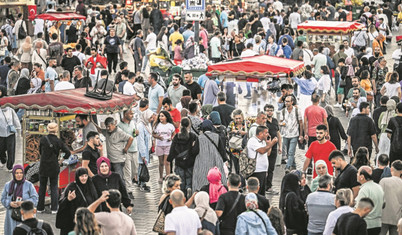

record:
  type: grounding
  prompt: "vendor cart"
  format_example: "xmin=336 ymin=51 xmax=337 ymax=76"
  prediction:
xmin=0 ymin=88 xmax=136 ymax=190
xmin=206 ymin=55 xmax=305 ymax=115
xmin=297 ymin=21 xmax=365 ymax=55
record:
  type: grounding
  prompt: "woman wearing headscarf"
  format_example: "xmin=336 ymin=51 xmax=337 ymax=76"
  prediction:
xmin=344 ymin=57 xmax=355 ymax=98
xmin=92 ymin=157 xmax=133 ymax=213
xmin=325 ymin=106 xmax=347 ymax=150
xmin=1 ymin=165 xmax=38 ymax=235
xmin=209 ymin=111 xmax=227 ymax=150
xmin=201 ymin=104 xmax=213 ymax=120
xmin=279 ymin=173 xmax=308 ymax=235
xmin=168 ymin=117 xmax=199 ymax=194
xmin=235 ymin=193 xmax=277 ymax=234
xmin=310 ymin=160 xmax=329 ymax=192
xmin=56 ymin=167 xmax=98 ymax=235
xmin=38 ymin=122 xmax=71 ymax=214
xmin=15 ymin=68 xmax=30 ymax=96
xmin=192 ymin=120 xmax=228 ymax=192
xmin=378 ymin=99 xmax=397 ymax=134
xmin=18 ymin=36 xmax=33 ymax=71
xmin=200 ymin=167 xmax=228 ymax=209
xmin=194 ymin=191 xmax=219 ymax=234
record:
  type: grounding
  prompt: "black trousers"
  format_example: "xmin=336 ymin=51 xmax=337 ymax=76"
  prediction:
xmin=250 ymin=171 xmax=267 ymax=196
xmin=106 ymin=52 xmax=118 ymax=73
xmin=37 ymin=175 xmax=59 ymax=211
xmin=266 ymin=150 xmax=277 ymax=190
xmin=308 ymin=136 xmax=317 ymax=147
xmin=367 ymin=227 xmax=381 ymax=235
xmin=133 ymin=54 xmax=142 ymax=74
xmin=0 ymin=134 xmax=16 ymax=170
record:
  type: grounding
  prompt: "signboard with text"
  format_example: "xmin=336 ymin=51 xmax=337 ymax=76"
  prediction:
xmin=185 ymin=0 xmax=205 ymax=21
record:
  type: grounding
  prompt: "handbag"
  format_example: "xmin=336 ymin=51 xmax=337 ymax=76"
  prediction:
xmin=1 ymin=108 xmax=17 ymax=133
xmin=139 ymin=163 xmax=150 ymax=182
xmin=176 ymin=149 xmax=189 ymax=161
xmin=339 ymin=78 xmax=346 ymax=88
xmin=229 ymin=123 xmax=247 ymax=150
xmin=11 ymin=194 xmax=22 ymax=222
xmin=153 ymin=196 xmax=169 ymax=233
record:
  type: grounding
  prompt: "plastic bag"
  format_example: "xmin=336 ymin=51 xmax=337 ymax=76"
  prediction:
xmin=139 ymin=164 xmax=150 ymax=182
xmin=376 ymin=133 xmax=390 ymax=165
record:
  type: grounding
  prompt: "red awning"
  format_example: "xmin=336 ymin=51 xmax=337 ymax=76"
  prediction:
xmin=297 ymin=21 xmax=365 ymax=34
xmin=36 ymin=12 xmax=86 ymax=21
xmin=207 ymin=55 xmax=305 ymax=77
xmin=0 ymin=89 xmax=135 ymax=114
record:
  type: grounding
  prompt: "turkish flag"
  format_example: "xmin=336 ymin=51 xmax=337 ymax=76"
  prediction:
xmin=28 ymin=5 xmax=37 ymax=20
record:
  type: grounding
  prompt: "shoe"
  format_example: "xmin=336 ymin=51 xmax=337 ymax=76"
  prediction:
xmin=334 ymin=103 xmax=341 ymax=108
xmin=128 ymin=192 xmax=135 ymax=200
xmin=281 ymin=159 xmax=287 ymax=165
xmin=266 ymin=188 xmax=279 ymax=195
xmin=51 ymin=210 xmax=58 ymax=214
xmin=37 ymin=210 xmax=45 ymax=214
xmin=244 ymin=95 xmax=252 ymax=99
xmin=0 ymin=162 xmax=3 ymax=168
xmin=143 ymin=185 xmax=151 ymax=192
xmin=285 ymin=169 xmax=290 ymax=174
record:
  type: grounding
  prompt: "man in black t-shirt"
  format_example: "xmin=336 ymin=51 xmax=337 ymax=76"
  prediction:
xmin=102 ymin=28 xmax=122 ymax=74
xmin=333 ymin=197 xmax=374 ymax=235
xmin=329 ymin=150 xmax=360 ymax=198
xmin=13 ymin=201 xmax=54 ymax=235
xmin=212 ymin=91 xmax=235 ymax=127
xmin=246 ymin=177 xmax=270 ymax=213
xmin=337 ymin=7 xmax=347 ymax=21
xmin=265 ymin=104 xmax=281 ymax=194
xmin=184 ymin=72 xmax=202 ymax=101
xmin=82 ymin=131 xmax=101 ymax=177
xmin=386 ymin=103 xmax=402 ymax=164
xmin=215 ymin=173 xmax=246 ymax=235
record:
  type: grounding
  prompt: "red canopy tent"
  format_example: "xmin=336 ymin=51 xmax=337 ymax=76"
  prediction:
xmin=0 ymin=88 xmax=135 ymax=114
xmin=297 ymin=21 xmax=365 ymax=34
xmin=35 ymin=12 xmax=86 ymax=21
xmin=207 ymin=55 xmax=305 ymax=79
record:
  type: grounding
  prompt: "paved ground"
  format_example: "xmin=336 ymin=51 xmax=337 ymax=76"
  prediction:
xmin=0 ymin=30 xmax=399 ymax=234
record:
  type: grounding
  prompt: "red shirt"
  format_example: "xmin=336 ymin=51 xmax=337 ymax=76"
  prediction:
xmin=169 ymin=108 xmax=181 ymax=133
xmin=304 ymin=105 xmax=327 ymax=137
xmin=305 ymin=140 xmax=336 ymax=178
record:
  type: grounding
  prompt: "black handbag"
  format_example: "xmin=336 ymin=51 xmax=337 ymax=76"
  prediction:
xmin=11 ymin=207 xmax=22 ymax=221
xmin=139 ymin=164 xmax=150 ymax=182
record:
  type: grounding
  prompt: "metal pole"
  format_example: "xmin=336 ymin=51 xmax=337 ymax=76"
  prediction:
xmin=194 ymin=21 xmax=200 ymax=44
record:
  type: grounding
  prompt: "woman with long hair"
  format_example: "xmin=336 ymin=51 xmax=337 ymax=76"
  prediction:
xmin=352 ymin=146 xmax=371 ymax=169
xmin=156 ymin=26 xmax=168 ymax=51
xmin=318 ymin=65 xmax=332 ymax=107
xmin=56 ymin=168 xmax=98 ymax=235
xmin=266 ymin=35 xmax=278 ymax=56
xmin=360 ymin=70 xmax=374 ymax=104
xmin=157 ymin=174 xmax=181 ymax=235
xmin=231 ymin=35 xmax=245 ymax=58
xmin=323 ymin=188 xmax=354 ymax=235
xmin=167 ymin=117 xmax=199 ymax=193
xmin=70 ymin=207 xmax=100 ymax=235
xmin=18 ymin=36 xmax=33 ymax=71
xmin=381 ymin=72 xmax=401 ymax=99
xmin=153 ymin=110 xmax=176 ymax=184
xmin=228 ymin=109 xmax=248 ymax=173
xmin=92 ymin=157 xmax=133 ymax=213
xmin=268 ymin=207 xmax=286 ymax=235
xmin=378 ymin=99 xmax=397 ymax=134
xmin=1 ymin=165 xmax=38 ymax=235
xmin=325 ymin=106 xmax=347 ymax=150
xmin=0 ymin=29 xmax=9 ymax=63
xmin=279 ymin=173 xmax=308 ymax=235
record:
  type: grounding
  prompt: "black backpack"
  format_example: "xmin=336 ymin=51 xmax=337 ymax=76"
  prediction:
xmin=391 ymin=118 xmax=402 ymax=152
xmin=18 ymin=21 xmax=27 ymax=39
xmin=17 ymin=219 xmax=48 ymax=235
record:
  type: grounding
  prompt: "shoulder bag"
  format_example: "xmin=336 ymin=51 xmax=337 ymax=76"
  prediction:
xmin=204 ymin=132 xmax=226 ymax=162
xmin=1 ymin=108 xmax=16 ymax=133
xmin=35 ymin=49 xmax=48 ymax=67
xmin=251 ymin=210 xmax=267 ymax=232
xmin=219 ymin=192 xmax=241 ymax=223
xmin=153 ymin=196 xmax=169 ymax=233
xmin=229 ymin=123 xmax=247 ymax=150
xmin=11 ymin=190 xmax=22 ymax=222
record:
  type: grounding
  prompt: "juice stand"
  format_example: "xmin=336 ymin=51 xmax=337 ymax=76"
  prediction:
xmin=0 ymin=88 xmax=136 ymax=190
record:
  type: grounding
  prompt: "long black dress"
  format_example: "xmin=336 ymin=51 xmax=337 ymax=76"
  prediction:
xmin=328 ymin=115 xmax=347 ymax=150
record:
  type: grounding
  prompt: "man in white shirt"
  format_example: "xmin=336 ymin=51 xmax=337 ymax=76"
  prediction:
xmin=247 ymin=126 xmax=277 ymax=195
xmin=142 ymin=26 xmax=157 ymax=73
xmin=289 ymin=7 xmax=301 ymax=31
xmin=54 ymin=70 xmax=75 ymax=91
xmin=73 ymin=44 xmax=86 ymax=65
xmin=260 ymin=12 xmax=271 ymax=32
xmin=123 ymin=72 xmax=140 ymax=100
xmin=165 ymin=189 xmax=202 ymax=235
xmin=343 ymin=40 xmax=354 ymax=58
xmin=241 ymin=43 xmax=258 ymax=58
xmin=272 ymin=0 xmax=283 ymax=11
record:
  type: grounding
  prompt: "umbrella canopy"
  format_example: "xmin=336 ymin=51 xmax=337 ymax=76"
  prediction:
xmin=207 ymin=55 xmax=305 ymax=77
xmin=297 ymin=21 xmax=365 ymax=34
xmin=36 ymin=12 xmax=86 ymax=21
xmin=0 ymin=89 xmax=135 ymax=114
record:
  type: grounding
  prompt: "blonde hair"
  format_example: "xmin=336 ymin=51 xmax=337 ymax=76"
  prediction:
xmin=335 ymin=188 xmax=353 ymax=207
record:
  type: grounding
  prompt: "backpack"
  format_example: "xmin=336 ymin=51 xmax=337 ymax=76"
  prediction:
xmin=17 ymin=219 xmax=48 ymax=235
xmin=238 ymin=144 xmax=257 ymax=179
xmin=18 ymin=21 xmax=27 ymax=39
xmin=391 ymin=118 xmax=402 ymax=152
xmin=48 ymin=42 xmax=62 ymax=58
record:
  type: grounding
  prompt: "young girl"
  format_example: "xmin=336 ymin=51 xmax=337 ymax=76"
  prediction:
xmin=153 ymin=111 xmax=176 ymax=184
xmin=173 ymin=39 xmax=184 ymax=65
xmin=133 ymin=75 xmax=145 ymax=99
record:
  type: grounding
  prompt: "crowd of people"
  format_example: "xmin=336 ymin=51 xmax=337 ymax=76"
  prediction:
xmin=0 ymin=0 xmax=402 ymax=234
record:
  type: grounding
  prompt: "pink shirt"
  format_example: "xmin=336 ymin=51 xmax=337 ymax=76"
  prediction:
xmin=174 ymin=46 xmax=183 ymax=60
xmin=199 ymin=29 xmax=208 ymax=49
xmin=304 ymin=105 xmax=327 ymax=137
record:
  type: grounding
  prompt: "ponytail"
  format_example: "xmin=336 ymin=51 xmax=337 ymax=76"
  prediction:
xmin=178 ymin=117 xmax=190 ymax=140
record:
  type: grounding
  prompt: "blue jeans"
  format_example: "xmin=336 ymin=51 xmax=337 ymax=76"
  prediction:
xmin=111 ymin=162 xmax=125 ymax=180
xmin=282 ymin=137 xmax=298 ymax=169
xmin=174 ymin=166 xmax=193 ymax=194
xmin=245 ymin=82 xmax=252 ymax=96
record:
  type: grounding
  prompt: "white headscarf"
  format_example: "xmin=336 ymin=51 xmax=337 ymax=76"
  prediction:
xmin=194 ymin=191 xmax=218 ymax=225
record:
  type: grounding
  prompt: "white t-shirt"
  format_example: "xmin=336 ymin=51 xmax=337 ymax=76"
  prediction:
xmin=34 ymin=19 xmax=44 ymax=36
xmin=383 ymin=82 xmax=401 ymax=97
xmin=344 ymin=47 xmax=354 ymax=58
xmin=165 ymin=206 xmax=201 ymax=234
xmin=154 ymin=122 xmax=175 ymax=147
xmin=145 ymin=32 xmax=157 ymax=51
xmin=123 ymin=81 xmax=137 ymax=96
xmin=73 ymin=51 xmax=86 ymax=64
xmin=260 ymin=17 xmax=270 ymax=32
xmin=54 ymin=81 xmax=75 ymax=91
xmin=247 ymin=136 xmax=269 ymax=173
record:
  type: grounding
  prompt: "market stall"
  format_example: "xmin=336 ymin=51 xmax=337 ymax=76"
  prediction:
xmin=206 ymin=55 xmax=305 ymax=115
xmin=0 ymin=88 xmax=136 ymax=189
